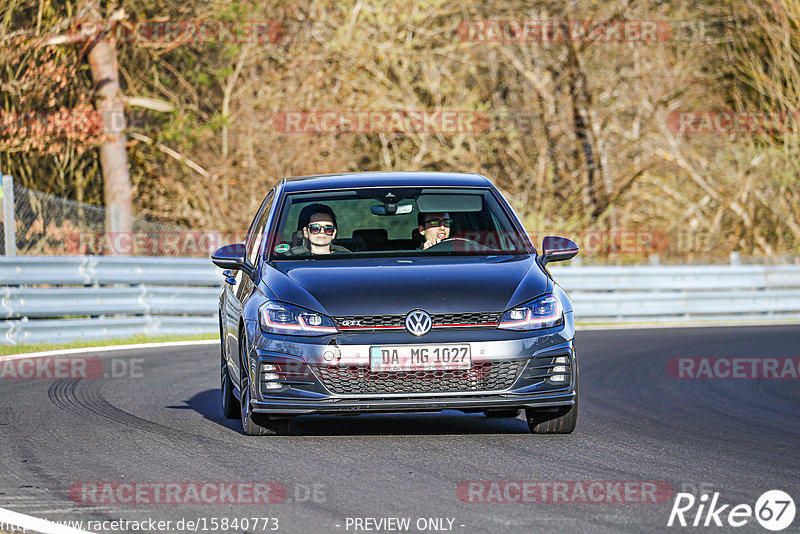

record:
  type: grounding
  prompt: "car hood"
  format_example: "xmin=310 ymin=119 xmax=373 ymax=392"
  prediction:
xmin=261 ymin=255 xmax=548 ymax=316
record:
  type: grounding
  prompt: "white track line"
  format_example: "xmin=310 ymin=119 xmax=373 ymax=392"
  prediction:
xmin=576 ymin=320 xmax=800 ymax=330
xmin=0 ymin=506 xmax=96 ymax=534
xmin=3 ymin=321 xmax=798 ymax=361
xmin=0 ymin=339 xmax=218 ymax=360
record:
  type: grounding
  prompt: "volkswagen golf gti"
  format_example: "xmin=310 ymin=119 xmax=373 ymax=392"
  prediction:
xmin=212 ymin=171 xmax=579 ymax=435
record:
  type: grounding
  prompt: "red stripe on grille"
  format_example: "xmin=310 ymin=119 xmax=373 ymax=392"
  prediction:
xmin=338 ymin=325 xmax=406 ymax=330
xmin=338 ymin=322 xmax=499 ymax=330
xmin=434 ymin=323 xmax=499 ymax=327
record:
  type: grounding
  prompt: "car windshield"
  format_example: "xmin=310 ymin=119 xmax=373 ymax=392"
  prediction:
xmin=267 ymin=187 xmax=530 ymax=260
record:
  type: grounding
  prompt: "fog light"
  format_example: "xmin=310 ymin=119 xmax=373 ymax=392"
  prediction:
xmin=262 ymin=372 xmax=280 ymax=380
xmin=262 ymin=363 xmax=277 ymax=371
xmin=263 ymin=382 xmax=283 ymax=390
xmin=550 ymin=356 xmax=568 ymax=382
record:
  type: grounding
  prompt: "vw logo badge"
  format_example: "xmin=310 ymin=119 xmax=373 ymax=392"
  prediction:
xmin=405 ymin=310 xmax=432 ymax=336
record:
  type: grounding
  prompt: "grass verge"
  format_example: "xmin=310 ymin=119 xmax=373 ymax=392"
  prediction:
xmin=0 ymin=333 xmax=217 ymax=356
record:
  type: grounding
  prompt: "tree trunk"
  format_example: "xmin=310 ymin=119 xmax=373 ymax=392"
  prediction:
xmin=566 ymin=47 xmax=603 ymax=220
xmin=87 ymin=31 xmax=132 ymax=250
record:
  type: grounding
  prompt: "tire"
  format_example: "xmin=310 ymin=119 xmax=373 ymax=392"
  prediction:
xmin=483 ymin=409 xmax=521 ymax=418
xmin=221 ymin=349 xmax=239 ymax=419
xmin=526 ymin=382 xmax=578 ymax=434
xmin=239 ymin=333 xmax=290 ymax=436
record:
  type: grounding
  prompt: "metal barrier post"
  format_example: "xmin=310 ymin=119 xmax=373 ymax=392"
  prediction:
xmin=1 ymin=174 xmax=16 ymax=256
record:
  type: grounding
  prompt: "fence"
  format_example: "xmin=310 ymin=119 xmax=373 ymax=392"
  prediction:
xmin=0 ymin=175 xmax=187 ymax=256
xmin=1 ymin=257 xmax=799 ymax=346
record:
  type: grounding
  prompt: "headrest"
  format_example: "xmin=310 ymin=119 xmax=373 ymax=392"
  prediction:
xmin=352 ymin=229 xmax=388 ymax=251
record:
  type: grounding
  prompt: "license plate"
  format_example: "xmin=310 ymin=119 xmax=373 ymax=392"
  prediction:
xmin=369 ymin=344 xmax=471 ymax=371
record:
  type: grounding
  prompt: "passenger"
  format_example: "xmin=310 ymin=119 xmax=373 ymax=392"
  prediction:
xmin=418 ymin=212 xmax=452 ymax=250
xmin=289 ymin=204 xmax=350 ymax=255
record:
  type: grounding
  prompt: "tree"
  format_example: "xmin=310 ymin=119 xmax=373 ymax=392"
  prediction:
xmin=83 ymin=3 xmax=133 ymax=238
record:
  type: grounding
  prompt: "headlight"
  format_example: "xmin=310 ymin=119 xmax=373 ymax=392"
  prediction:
xmin=498 ymin=294 xmax=563 ymax=331
xmin=259 ymin=301 xmax=337 ymax=336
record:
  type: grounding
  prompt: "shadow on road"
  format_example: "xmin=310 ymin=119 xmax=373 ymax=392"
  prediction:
xmin=288 ymin=411 xmax=532 ymax=436
xmin=176 ymin=389 xmax=532 ymax=436
xmin=166 ymin=388 xmax=240 ymax=432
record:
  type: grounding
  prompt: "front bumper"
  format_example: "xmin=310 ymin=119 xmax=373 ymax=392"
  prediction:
xmin=251 ymin=391 xmax=575 ymax=416
xmin=246 ymin=313 xmax=576 ymax=416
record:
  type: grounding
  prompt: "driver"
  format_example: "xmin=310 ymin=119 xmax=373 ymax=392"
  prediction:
xmin=418 ymin=212 xmax=452 ymax=250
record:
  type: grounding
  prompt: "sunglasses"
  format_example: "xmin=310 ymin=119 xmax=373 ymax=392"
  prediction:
xmin=424 ymin=218 xmax=452 ymax=228
xmin=308 ymin=223 xmax=336 ymax=235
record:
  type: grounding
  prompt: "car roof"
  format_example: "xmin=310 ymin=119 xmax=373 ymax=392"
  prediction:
xmin=280 ymin=171 xmax=493 ymax=192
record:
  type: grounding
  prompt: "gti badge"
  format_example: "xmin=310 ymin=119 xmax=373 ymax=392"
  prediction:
xmin=405 ymin=310 xmax=432 ymax=336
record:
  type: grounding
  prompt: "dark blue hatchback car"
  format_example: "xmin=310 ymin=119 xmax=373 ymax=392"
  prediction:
xmin=212 ymin=172 xmax=579 ymax=435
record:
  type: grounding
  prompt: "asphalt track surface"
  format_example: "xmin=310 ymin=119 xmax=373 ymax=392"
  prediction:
xmin=1 ymin=325 xmax=799 ymax=534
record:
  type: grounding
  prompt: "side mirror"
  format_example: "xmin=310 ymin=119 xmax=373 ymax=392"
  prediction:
xmin=211 ymin=243 xmax=255 ymax=278
xmin=540 ymin=235 xmax=579 ymax=266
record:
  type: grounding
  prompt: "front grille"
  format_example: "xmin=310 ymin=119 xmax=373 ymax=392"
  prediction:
xmin=334 ymin=312 xmax=502 ymax=330
xmin=336 ymin=314 xmax=405 ymax=328
xmin=310 ymin=360 xmax=524 ymax=395
xmin=433 ymin=312 xmax=501 ymax=325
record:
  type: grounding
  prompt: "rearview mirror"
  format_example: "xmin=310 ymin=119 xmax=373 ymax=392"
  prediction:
xmin=371 ymin=203 xmax=414 ymax=216
xmin=540 ymin=235 xmax=579 ymax=266
xmin=211 ymin=243 xmax=255 ymax=277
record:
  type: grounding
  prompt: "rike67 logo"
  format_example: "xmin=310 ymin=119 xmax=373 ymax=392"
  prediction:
xmin=668 ymin=490 xmax=795 ymax=531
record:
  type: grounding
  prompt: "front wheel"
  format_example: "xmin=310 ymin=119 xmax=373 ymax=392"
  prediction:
xmin=221 ymin=350 xmax=239 ymax=419
xmin=526 ymin=350 xmax=579 ymax=434
xmin=526 ymin=383 xmax=578 ymax=434
xmin=525 ymin=400 xmax=578 ymax=434
xmin=239 ymin=334 xmax=290 ymax=436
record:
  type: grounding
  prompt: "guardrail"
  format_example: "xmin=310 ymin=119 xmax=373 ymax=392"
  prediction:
xmin=1 ymin=257 xmax=222 ymax=345
xmin=1 ymin=257 xmax=799 ymax=345
xmin=550 ymin=264 xmax=800 ymax=323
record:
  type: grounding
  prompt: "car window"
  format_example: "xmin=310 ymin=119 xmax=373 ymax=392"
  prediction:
xmin=281 ymin=198 xmax=417 ymax=242
xmin=247 ymin=190 xmax=274 ymax=265
xmin=269 ymin=187 xmax=527 ymax=259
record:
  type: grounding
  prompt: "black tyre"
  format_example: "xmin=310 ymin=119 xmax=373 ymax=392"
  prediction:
xmin=239 ymin=333 xmax=290 ymax=436
xmin=483 ymin=409 xmax=521 ymax=418
xmin=526 ymin=351 xmax=579 ymax=434
xmin=525 ymin=401 xmax=577 ymax=434
xmin=526 ymin=384 xmax=578 ymax=434
xmin=221 ymin=349 xmax=240 ymax=419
